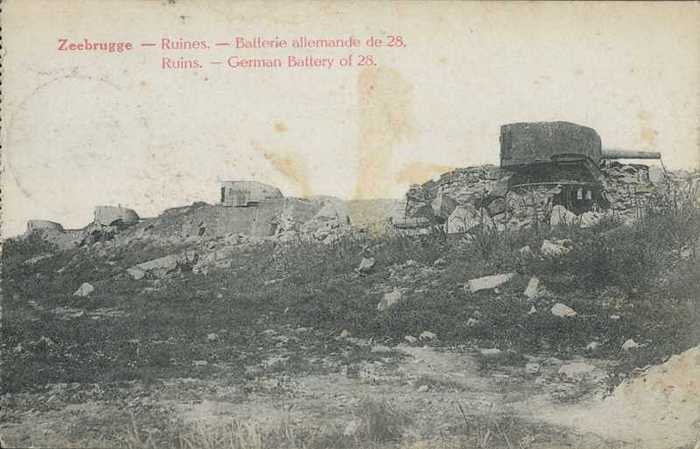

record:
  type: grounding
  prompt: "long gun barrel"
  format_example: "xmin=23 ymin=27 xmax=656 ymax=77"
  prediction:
xmin=601 ymin=149 xmax=661 ymax=160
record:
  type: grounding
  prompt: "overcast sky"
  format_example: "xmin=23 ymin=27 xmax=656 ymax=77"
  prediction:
xmin=2 ymin=1 xmax=699 ymax=236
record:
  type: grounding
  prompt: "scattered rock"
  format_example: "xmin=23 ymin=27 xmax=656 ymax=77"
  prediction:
xmin=22 ymin=253 xmax=54 ymax=266
xmin=340 ymin=329 xmax=351 ymax=338
xmin=525 ymin=362 xmax=541 ymax=374
xmin=558 ymin=361 xmax=603 ymax=381
xmin=433 ymin=257 xmax=447 ymax=267
xmin=479 ymin=348 xmax=502 ymax=357
xmin=523 ymin=277 xmax=541 ymax=299
xmin=467 ymin=272 xmax=516 ymax=293
xmin=357 ymin=257 xmax=376 ymax=274
xmin=404 ymin=335 xmax=417 ymax=344
xmin=206 ymin=333 xmax=219 ymax=342
xmin=528 ymin=306 xmax=537 ymax=315
xmin=446 ymin=204 xmax=482 ymax=234
xmin=377 ymin=289 xmax=403 ymax=311
xmin=541 ymin=239 xmax=572 ymax=257
xmin=417 ymin=385 xmax=430 ymax=393
xmin=73 ymin=282 xmax=95 ymax=297
xmin=466 ymin=318 xmax=479 ymax=327
xmin=551 ymin=303 xmax=577 ymax=317
xmin=610 ymin=314 xmax=621 ymax=321
xmin=579 ymin=211 xmax=603 ymax=228
xmin=550 ymin=205 xmax=577 ymax=226
xmin=128 ymin=254 xmax=182 ymax=279
xmin=126 ymin=267 xmax=146 ymax=280
xmin=586 ymin=341 xmax=600 ymax=351
xmin=419 ymin=331 xmax=437 ymax=341
xmin=621 ymin=338 xmax=641 ymax=351
xmin=192 ymin=360 xmax=208 ymax=367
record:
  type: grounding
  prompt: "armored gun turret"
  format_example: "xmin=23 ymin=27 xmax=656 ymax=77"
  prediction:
xmin=499 ymin=121 xmax=661 ymax=213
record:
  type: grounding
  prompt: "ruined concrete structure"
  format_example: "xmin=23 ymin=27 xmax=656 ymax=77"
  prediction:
xmin=397 ymin=121 xmax=684 ymax=234
xmin=220 ymin=180 xmax=283 ymax=207
xmin=26 ymin=220 xmax=64 ymax=233
xmin=94 ymin=206 xmax=140 ymax=226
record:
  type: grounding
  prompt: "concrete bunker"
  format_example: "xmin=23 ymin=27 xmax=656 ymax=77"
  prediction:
xmin=220 ymin=181 xmax=283 ymax=207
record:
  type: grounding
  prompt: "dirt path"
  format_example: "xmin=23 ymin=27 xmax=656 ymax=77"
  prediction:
xmin=2 ymin=340 xmax=695 ymax=448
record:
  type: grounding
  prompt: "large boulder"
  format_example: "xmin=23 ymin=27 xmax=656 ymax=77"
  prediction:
xmin=431 ymin=193 xmax=458 ymax=221
xmin=446 ymin=204 xmax=481 ymax=234
xmin=550 ymin=205 xmax=577 ymax=227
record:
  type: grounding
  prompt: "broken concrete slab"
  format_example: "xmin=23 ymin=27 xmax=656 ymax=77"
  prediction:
xmin=550 ymin=205 xmax=577 ymax=227
xmin=73 ymin=282 xmax=95 ymax=297
xmin=551 ymin=303 xmax=577 ymax=317
xmin=466 ymin=273 xmax=516 ymax=293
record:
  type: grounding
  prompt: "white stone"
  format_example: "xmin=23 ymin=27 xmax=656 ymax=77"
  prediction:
xmin=404 ymin=335 xmax=417 ymax=344
xmin=550 ymin=205 xmax=577 ymax=226
xmin=377 ymin=289 xmax=403 ymax=311
xmin=479 ymin=348 xmax=502 ymax=357
xmin=467 ymin=273 xmax=516 ymax=293
xmin=621 ymin=338 xmax=641 ymax=351
xmin=446 ymin=205 xmax=482 ymax=234
xmin=417 ymin=385 xmax=429 ymax=393
xmin=73 ymin=282 xmax=95 ymax=297
xmin=541 ymin=239 xmax=572 ymax=257
xmin=551 ymin=303 xmax=577 ymax=317
xmin=558 ymin=361 xmax=601 ymax=381
xmin=207 ymin=333 xmax=219 ymax=342
xmin=523 ymin=277 xmax=541 ymax=299
xmin=357 ymin=257 xmax=376 ymax=274
xmin=419 ymin=331 xmax=437 ymax=341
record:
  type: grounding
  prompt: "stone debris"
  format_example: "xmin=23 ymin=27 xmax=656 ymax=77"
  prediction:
xmin=377 ymin=289 xmax=403 ymax=311
xmin=22 ymin=253 xmax=54 ymax=266
xmin=541 ymin=239 xmax=572 ymax=257
xmin=431 ymin=193 xmax=458 ymax=221
xmin=525 ymin=362 xmax=541 ymax=374
xmin=127 ymin=254 xmax=180 ymax=279
xmin=586 ymin=342 xmax=600 ymax=351
xmin=528 ymin=306 xmax=537 ymax=315
xmin=357 ymin=257 xmax=376 ymax=274
xmin=73 ymin=282 xmax=95 ymax=297
xmin=550 ymin=205 xmax=577 ymax=227
xmin=479 ymin=348 xmax=502 ymax=357
xmin=466 ymin=318 xmax=479 ymax=327
xmin=558 ymin=361 xmax=604 ymax=382
xmin=192 ymin=360 xmax=208 ymax=367
xmin=467 ymin=272 xmax=516 ymax=293
xmin=343 ymin=419 xmax=361 ymax=437
xmin=206 ymin=333 xmax=219 ymax=342
xmin=551 ymin=303 xmax=577 ymax=317
xmin=523 ymin=277 xmax=541 ymax=299
xmin=621 ymin=338 xmax=641 ymax=351
xmin=446 ymin=204 xmax=482 ymax=234
xmin=404 ymin=335 xmax=417 ymax=344
xmin=417 ymin=385 xmax=430 ymax=393
xmin=419 ymin=331 xmax=437 ymax=341
xmin=339 ymin=329 xmax=351 ymax=338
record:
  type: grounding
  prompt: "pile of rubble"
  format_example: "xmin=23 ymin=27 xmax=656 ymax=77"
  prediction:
xmin=396 ymin=163 xmax=700 ymax=235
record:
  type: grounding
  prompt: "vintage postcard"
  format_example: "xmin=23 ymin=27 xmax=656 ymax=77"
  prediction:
xmin=1 ymin=1 xmax=699 ymax=448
